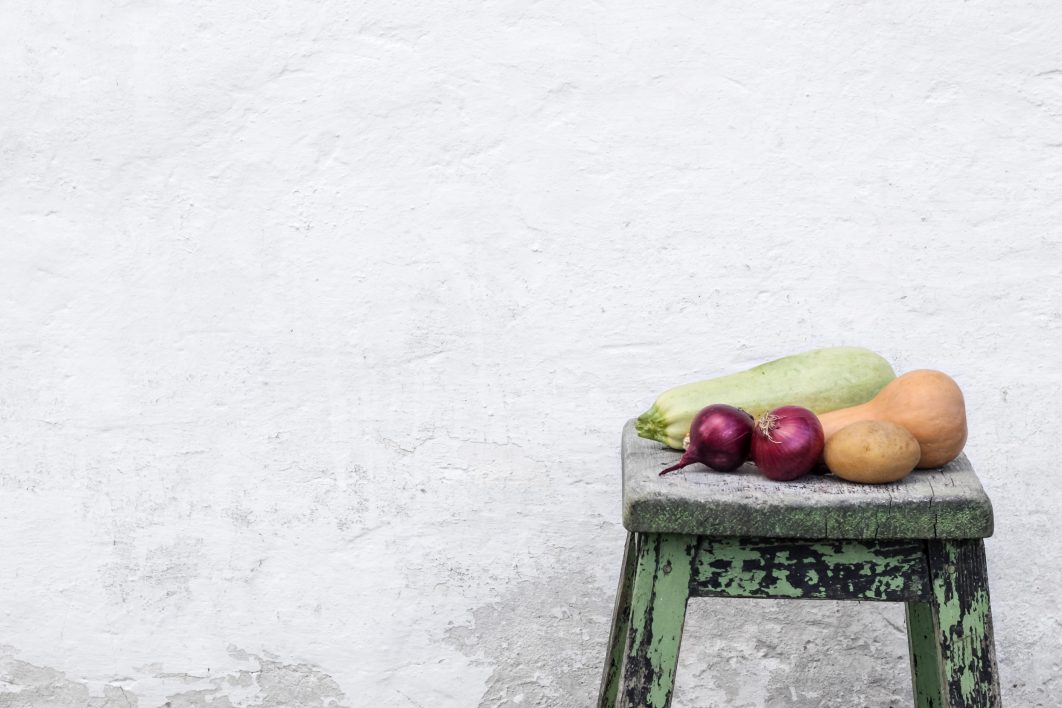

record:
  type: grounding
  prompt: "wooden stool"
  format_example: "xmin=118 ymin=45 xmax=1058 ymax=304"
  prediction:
xmin=598 ymin=421 xmax=1001 ymax=708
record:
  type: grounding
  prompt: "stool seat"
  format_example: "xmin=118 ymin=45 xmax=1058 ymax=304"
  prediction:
xmin=622 ymin=420 xmax=993 ymax=540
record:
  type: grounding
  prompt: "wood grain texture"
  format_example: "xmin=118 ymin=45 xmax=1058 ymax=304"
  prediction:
xmin=619 ymin=534 xmax=696 ymax=708
xmin=926 ymin=539 xmax=1001 ymax=707
xmin=622 ymin=420 xmax=993 ymax=539
xmin=691 ymin=537 xmax=931 ymax=602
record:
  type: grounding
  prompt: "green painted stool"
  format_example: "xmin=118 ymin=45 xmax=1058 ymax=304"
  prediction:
xmin=598 ymin=421 xmax=1001 ymax=708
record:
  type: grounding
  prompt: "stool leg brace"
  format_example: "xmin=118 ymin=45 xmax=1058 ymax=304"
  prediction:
xmin=597 ymin=533 xmax=1001 ymax=708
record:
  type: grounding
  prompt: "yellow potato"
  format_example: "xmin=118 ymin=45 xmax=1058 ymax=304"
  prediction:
xmin=824 ymin=420 xmax=920 ymax=484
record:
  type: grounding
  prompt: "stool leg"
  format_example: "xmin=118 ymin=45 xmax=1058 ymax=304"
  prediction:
xmin=926 ymin=539 xmax=1002 ymax=707
xmin=906 ymin=600 xmax=945 ymax=707
xmin=619 ymin=533 xmax=695 ymax=708
xmin=598 ymin=532 xmax=637 ymax=708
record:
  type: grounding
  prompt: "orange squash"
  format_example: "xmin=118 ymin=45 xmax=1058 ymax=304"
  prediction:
xmin=817 ymin=370 xmax=967 ymax=469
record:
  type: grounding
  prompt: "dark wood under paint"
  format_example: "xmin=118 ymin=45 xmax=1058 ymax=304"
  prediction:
xmin=691 ymin=537 xmax=931 ymax=602
xmin=925 ymin=539 xmax=1001 ymax=706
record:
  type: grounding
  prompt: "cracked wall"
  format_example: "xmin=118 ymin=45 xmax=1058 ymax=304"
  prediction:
xmin=3 ymin=1 xmax=1062 ymax=706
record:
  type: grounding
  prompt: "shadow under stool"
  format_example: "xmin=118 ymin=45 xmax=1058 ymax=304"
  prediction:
xmin=598 ymin=421 xmax=1000 ymax=708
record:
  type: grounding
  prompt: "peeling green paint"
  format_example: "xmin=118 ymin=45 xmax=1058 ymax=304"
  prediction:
xmin=691 ymin=537 xmax=929 ymax=602
xmin=600 ymin=533 xmax=999 ymax=707
xmin=927 ymin=540 xmax=1001 ymax=706
xmin=620 ymin=534 xmax=695 ymax=707
xmin=598 ymin=533 xmax=637 ymax=708
xmin=905 ymin=601 xmax=945 ymax=707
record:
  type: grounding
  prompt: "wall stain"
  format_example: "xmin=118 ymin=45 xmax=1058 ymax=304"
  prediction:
xmin=99 ymin=536 xmax=205 ymax=608
xmin=674 ymin=599 xmax=912 ymax=707
xmin=156 ymin=647 xmax=349 ymax=708
xmin=0 ymin=653 xmax=136 ymax=707
xmin=0 ymin=646 xmax=347 ymax=708
xmin=445 ymin=547 xmax=613 ymax=708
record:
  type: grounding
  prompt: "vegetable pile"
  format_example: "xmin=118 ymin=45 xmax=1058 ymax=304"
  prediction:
xmin=642 ymin=347 xmax=968 ymax=484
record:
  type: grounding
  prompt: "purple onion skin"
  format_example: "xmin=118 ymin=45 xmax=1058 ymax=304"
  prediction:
xmin=751 ymin=405 xmax=825 ymax=482
xmin=659 ymin=404 xmax=754 ymax=476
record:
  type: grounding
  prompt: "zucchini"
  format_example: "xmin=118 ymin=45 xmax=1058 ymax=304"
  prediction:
xmin=636 ymin=346 xmax=896 ymax=449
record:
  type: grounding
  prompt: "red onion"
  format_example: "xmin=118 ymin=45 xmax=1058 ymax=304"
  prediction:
xmin=659 ymin=404 xmax=754 ymax=476
xmin=751 ymin=405 xmax=825 ymax=481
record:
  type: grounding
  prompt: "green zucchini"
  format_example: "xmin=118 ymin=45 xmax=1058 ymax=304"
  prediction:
xmin=636 ymin=346 xmax=896 ymax=449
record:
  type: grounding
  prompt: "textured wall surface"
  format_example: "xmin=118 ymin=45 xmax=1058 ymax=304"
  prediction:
xmin=2 ymin=2 xmax=1061 ymax=706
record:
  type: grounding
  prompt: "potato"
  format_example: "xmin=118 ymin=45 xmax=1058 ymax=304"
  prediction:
xmin=824 ymin=420 xmax=920 ymax=484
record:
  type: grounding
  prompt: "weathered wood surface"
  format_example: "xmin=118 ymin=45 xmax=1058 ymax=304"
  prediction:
xmin=598 ymin=532 xmax=637 ymax=708
xmin=618 ymin=534 xmax=695 ymax=708
xmin=622 ymin=420 xmax=993 ymax=539
xmin=596 ymin=531 xmax=1002 ymax=707
xmin=926 ymin=539 xmax=1002 ymax=707
xmin=906 ymin=600 xmax=946 ymax=707
xmin=691 ymin=537 xmax=931 ymax=602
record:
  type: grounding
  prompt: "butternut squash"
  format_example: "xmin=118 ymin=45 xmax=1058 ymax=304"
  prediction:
xmin=817 ymin=370 xmax=967 ymax=469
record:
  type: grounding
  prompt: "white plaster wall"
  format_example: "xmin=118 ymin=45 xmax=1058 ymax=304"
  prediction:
xmin=2 ymin=1 xmax=1060 ymax=706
